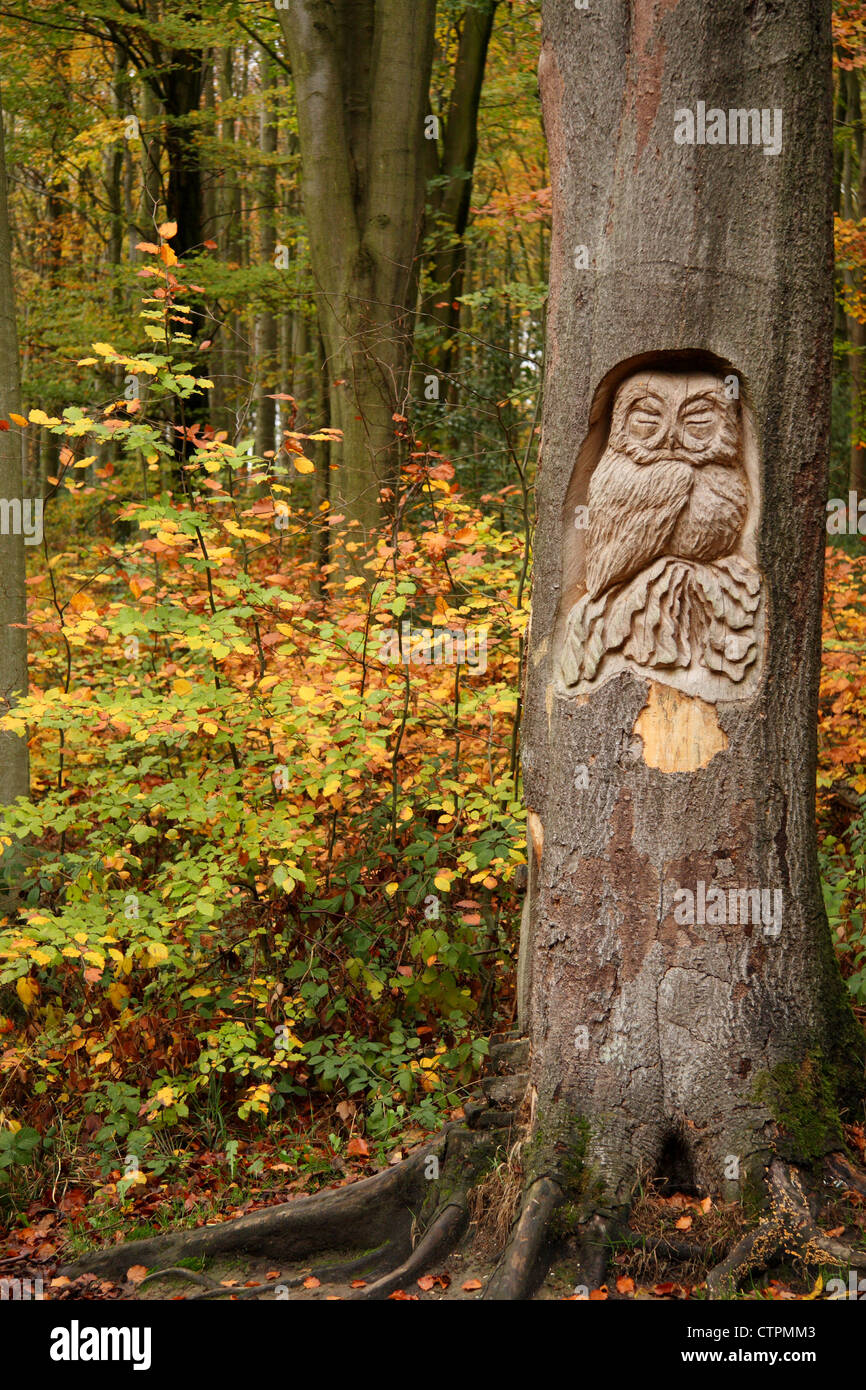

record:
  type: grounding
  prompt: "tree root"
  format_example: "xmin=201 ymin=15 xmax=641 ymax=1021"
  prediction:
xmin=707 ymin=1158 xmax=866 ymax=1297
xmin=483 ymin=1177 xmax=562 ymax=1300
xmin=63 ymin=1133 xmax=447 ymax=1283
xmin=825 ymin=1149 xmax=866 ymax=1199
xmin=137 ymin=1266 xmax=216 ymax=1291
xmin=351 ymin=1201 xmax=468 ymax=1300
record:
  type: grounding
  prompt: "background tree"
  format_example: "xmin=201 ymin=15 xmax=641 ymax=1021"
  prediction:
xmin=278 ymin=0 xmax=437 ymax=541
xmin=0 ymin=77 xmax=28 ymax=814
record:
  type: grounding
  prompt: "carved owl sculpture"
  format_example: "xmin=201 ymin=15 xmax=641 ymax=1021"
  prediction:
xmin=586 ymin=372 xmax=748 ymax=600
xmin=561 ymin=368 xmax=763 ymax=694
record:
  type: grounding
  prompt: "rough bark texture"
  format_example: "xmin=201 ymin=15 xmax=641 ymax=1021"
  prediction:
xmin=519 ymin=0 xmax=864 ymax=1210
xmin=421 ymin=0 xmax=498 ymax=391
xmin=254 ymin=54 xmax=279 ymax=462
xmin=0 ymin=79 xmax=29 ymax=812
xmin=279 ymin=0 xmax=435 ymax=541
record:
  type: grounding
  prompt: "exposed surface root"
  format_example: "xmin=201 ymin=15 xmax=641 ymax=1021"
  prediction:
xmin=572 ymin=1212 xmax=615 ymax=1290
xmin=483 ymin=1176 xmax=562 ymax=1300
xmin=707 ymin=1158 xmax=866 ymax=1297
xmin=64 ymin=1135 xmax=446 ymax=1282
xmin=137 ymin=1266 xmax=216 ymax=1291
xmin=350 ymin=1202 xmax=468 ymax=1300
xmin=825 ymin=1149 xmax=866 ymax=1199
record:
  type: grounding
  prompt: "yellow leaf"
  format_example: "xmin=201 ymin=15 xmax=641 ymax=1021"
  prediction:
xmin=29 ymin=409 xmax=61 ymax=426
xmin=202 ymin=719 xmax=218 ymax=735
xmin=293 ymin=456 xmax=314 ymax=474
xmin=433 ymin=873 xmax=452 ymax=893
xmin=93 ymin=1051 xmax=112 ymax=1067
xmin=385 ymin=882 xmax=399 ymax=897
xmin=156 ymin=1085 xmax=175 ymax=1106
xmin=73 ymin=455 xmax=97 ymax=470
xmin=297 ymin=684 xmax=318 ymax=702
xmin=107 ymin=983 xmax=129 ymax=1010
xmin=92 ymin=342 xmax=118 ymax=357
xmin=16 ymin=977 xmax=37 ymax=1008
xmin=344 ymin=576 xmax=366 ymax=591
xmin=210 ymin=642 xmax=230 ymax=660
xmin=172 ymin=678 xmax=193 ymax=696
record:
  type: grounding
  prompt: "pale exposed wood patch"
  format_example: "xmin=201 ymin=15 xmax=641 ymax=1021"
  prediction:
xmin=633 ymin=681 xmax=728 ymax=773
xmin=528 ymin=810 xmax=544 ymax=865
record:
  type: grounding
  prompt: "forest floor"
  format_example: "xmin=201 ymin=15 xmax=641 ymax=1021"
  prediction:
xmin=4 ymin=1139 xmax=864 ymax=1302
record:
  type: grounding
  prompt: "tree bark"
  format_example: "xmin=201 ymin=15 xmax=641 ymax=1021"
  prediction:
xmin=0 ymin=80 xmax=30 ymax=811
xmin=278 ymin=0 xmax=436 ymax=542
xmin=519 ymin=0 xmax=864 ymax=1210
xmin=254 ymin=53 xmax=279 ymax=461
xmin=845 ymin=69 xmax=866 ymax=494
xmin=421 ymin=0 xmax=498 ymax=394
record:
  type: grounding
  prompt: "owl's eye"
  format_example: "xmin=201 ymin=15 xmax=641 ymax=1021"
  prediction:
xmin=628 ymin=410 xmax=663 ymax=439
xmin=681 ymin=413 xmax=716 ymax=443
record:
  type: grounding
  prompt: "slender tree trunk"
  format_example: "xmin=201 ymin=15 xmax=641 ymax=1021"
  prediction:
xmin=421 ymin=0 xmax=498 ymax=394
xmin=279 ymin=0 xmax=436 ymax=543
xmin=520 ymin=0 xmax=863 ymax=1210
xmin=847 ymin=70 xmax=866 ymax=494
xmin=0 ymin=80 xmax=30 ymax=811
xmin=254 ymin=54 xmax=279 ymax=460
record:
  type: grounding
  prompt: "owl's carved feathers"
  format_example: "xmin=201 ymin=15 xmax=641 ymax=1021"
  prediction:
xmin=585 ymin=457 xmax=749 ymax=600
xmin=585 ymin=453 xmax=691 ymax=599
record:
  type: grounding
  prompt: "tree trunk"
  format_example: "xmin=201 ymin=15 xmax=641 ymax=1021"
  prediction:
xmin=846 ymin=69 xmax=866 ymax=494
xmin=421 ymin=0 xmax=498 ymax=394
xmin=254 ymin=53 xmax=279 ymax=460
xmin=0 ymin=80 xmax=30 ymax=811
xmin=519 ymin=0 xmax=863 ymax=1211
xmin=278 ymin=0 xmax=436 ymax=542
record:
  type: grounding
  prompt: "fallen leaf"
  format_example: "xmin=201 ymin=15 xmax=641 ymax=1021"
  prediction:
xmin=416 ymin=1275 xmax=435 ymax=1291
xmin=462 ymin=1279 xmax=482 ymax=1292
xmin=126 ymin=1265 xmax=148 ymax=1286
xmin=675 ymin=1214 xmax=692 ymax=1231
xmin=616 ymin=1275 xmax=635 ymax=1295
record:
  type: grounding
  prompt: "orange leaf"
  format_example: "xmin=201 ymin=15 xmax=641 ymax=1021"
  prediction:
xmin=616 ymin=1276 xmax=635 ymax=1294
xmin=462 ymin=1279 xmax=483 ymax=1292
xmin=303 ymin=1276 xmax=320 ymax=1289
xmin=346 ymin=1136 xmax=370 ymax=1158
xmin=675 ymin=1214 xmax=692 ymax=1231
xmin=416 ymin=1275 xmax=435 ymax=1291
xmin=126 ymin=1265 xmax=148 ymax=1286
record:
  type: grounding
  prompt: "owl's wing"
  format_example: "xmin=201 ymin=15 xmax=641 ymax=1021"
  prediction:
xmin=585 ymin=453 xmax=692 ymax=599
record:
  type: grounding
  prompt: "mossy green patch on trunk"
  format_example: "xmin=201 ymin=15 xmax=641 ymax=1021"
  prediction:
xmin=753 ymin=1052 xmax=845 ymax=1164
